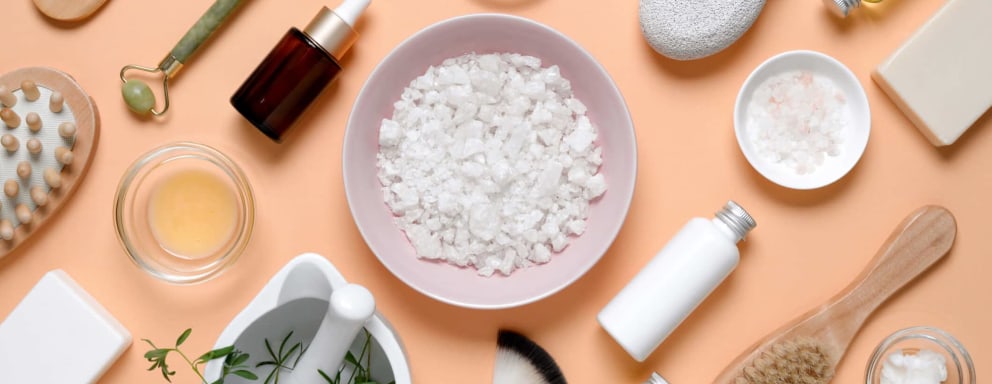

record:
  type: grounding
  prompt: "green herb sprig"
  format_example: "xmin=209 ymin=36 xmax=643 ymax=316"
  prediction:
xmin=256 ymin=331 xmax=307 ymax=384
xmin=146 ymin=328 xmax=389 ymax=384
xmin=319 ymin=330 xmax=393 ymax=384
xmin=143 ymin=328 xmax=258 ymax=384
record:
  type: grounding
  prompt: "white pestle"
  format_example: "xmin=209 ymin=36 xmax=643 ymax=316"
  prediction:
xmin=285 ymin=283 xmax=376 ymax=384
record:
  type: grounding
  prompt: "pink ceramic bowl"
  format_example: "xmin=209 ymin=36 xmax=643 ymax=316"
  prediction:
xmin=343 ymin=14 xmax=636 ymax=309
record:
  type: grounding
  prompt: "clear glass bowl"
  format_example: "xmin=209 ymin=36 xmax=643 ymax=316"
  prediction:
xmin=866 ymin=326 xmax=975 ymax=384
xmin=114 ymin=142 xmax=255 ymax=284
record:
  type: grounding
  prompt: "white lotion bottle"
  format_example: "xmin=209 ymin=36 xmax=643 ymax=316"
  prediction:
xmin=598 ymin=201 xmax=756 ymax=362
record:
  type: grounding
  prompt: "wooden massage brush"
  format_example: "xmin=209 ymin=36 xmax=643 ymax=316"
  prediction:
xmin=0 ymin=67 xmax=99 ymax=258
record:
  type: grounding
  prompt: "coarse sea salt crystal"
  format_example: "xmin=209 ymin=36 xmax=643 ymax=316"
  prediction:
xmin=377 ymin=52 xmax=606 ymax=276
xmin=746 ymin=70 xmax=847 ymax=175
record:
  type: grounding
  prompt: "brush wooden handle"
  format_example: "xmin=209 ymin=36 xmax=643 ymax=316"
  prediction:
xmin=833 ymin=205 xmax=956 ymax=329
xmin=711 ymin=206 xmax=956 ymax=384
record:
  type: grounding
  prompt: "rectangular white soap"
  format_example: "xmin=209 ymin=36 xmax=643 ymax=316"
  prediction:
xmin=872 ymin=0 xmax=992 ymax=147
xmin=0 ymin=270 xmax=131 ymax=384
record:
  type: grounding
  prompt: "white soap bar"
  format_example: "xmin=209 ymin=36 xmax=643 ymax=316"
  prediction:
xmin=872 ymin=0 xmax=992 ymax=146
xmin=0 ymin=270 xmax=131 ymax=383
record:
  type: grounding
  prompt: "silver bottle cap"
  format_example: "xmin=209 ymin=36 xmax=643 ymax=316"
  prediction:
xmin=643 ymin=372 xmax=670 ymax=384
xmin=715 ymin=200 xmax=757 ymax=241
xmin=823 ymin=0 xmax=860 ymax=18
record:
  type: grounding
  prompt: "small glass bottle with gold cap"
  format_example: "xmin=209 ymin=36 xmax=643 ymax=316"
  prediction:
xmin=824 ymin=0 xmax=885 ymax=18
xmin=231 ymin=0 xmax=370 ymax=141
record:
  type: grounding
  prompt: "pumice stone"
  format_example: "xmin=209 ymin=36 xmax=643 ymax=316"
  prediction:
xmin=640 ymin=0 xmax=766 ymax=61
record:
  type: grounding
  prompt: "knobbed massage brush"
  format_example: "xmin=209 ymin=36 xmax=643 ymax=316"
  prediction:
xmin=0 ymin=67 xmax=99 ymax=258
xmin=712 ymin=206 xmax=956 ymax=384
xmin=119 ymin=0 xmax=247 ymax=116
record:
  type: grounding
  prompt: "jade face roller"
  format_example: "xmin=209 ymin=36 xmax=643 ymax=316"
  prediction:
xmin=119 ymin=0 xmax=246 ymax=116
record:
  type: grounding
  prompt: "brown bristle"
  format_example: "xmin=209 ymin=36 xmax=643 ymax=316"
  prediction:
xmin=734 ymin=337 xmax=835 ymax=384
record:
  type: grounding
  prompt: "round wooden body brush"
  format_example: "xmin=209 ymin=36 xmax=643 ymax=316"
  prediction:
xmin=33 ymin=0 xmax=108 ymax=22
xmin=713 ymin=205 xmax=956 ymax=384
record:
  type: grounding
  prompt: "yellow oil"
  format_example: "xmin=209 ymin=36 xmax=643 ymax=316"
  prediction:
xmin=148 ymin=169 xmax=238 ymax=259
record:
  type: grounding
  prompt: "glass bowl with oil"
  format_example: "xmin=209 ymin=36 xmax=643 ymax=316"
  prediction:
xmin=115 ymin=142 xmax=255 ymax=284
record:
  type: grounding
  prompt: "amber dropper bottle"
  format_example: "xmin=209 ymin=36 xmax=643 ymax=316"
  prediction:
xmin=231 ymin=0 xmax=371 ymax=142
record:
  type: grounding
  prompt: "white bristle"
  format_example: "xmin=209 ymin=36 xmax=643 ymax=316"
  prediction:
xmin=494 ymin=349 xmax=552 ymax=384
xmin=494 ymin=330 xmax=566 ymax=384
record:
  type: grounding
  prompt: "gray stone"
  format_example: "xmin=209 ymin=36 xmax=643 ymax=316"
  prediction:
xmin=640 ymin=0 xmax=766 ymax=61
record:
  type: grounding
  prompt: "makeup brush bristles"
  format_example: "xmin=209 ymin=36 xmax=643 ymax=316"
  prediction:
xmin=494 ymin=330 xmax=566 ymax=384
xmin=734 ymin=337 xmax=835 ymax=384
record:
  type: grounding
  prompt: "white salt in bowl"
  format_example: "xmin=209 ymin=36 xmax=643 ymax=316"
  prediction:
xmin=734 ymin=50 xmax=870 ymax=190
xmin=343 ymin=14 xmax=636 ymax=309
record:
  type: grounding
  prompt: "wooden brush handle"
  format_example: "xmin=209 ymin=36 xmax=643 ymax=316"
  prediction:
xmin=836 ymin=205 xmax=956 ymax=325
xmin=710 ymin=206 xmax=956 ymax=384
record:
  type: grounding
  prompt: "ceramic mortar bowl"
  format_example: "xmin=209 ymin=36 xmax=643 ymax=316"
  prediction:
xmin=203 ymin=253 xmax=411 ymax=384
xmin=865 ymin=326 xmax=975 ymax=384
xmin=342 ymin=13 xmax=637 ymax=309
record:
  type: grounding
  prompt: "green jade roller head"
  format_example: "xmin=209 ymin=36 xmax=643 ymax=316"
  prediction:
xmin=120 ymin=0 xmax=246 ymax=116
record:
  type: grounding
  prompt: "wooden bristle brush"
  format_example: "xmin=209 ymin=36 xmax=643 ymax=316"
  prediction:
xmin=713 ymin=205 xmax=956 ymax=384
xmin=494 ymin=330 xmax=567 ymax=384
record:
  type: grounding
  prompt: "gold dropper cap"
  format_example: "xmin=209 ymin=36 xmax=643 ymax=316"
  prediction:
xmin=303 ymin=6 xmax=360 ymax=62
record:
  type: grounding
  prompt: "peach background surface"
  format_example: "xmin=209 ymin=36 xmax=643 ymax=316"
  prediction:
xmin=0 ymin=0 xmax=989 ymax=383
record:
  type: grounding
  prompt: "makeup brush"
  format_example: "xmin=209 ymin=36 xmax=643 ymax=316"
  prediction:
xmin=712 ymin=206 xmax=956 ymax=384
xmin=494 ymin=330 xmax=567 ymax=384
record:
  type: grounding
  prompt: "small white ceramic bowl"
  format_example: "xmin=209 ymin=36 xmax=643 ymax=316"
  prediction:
xmin=343 ymin=14 xmax=637 ymax=309
xmin=734 ymin=50 xmax=870 ymax=190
